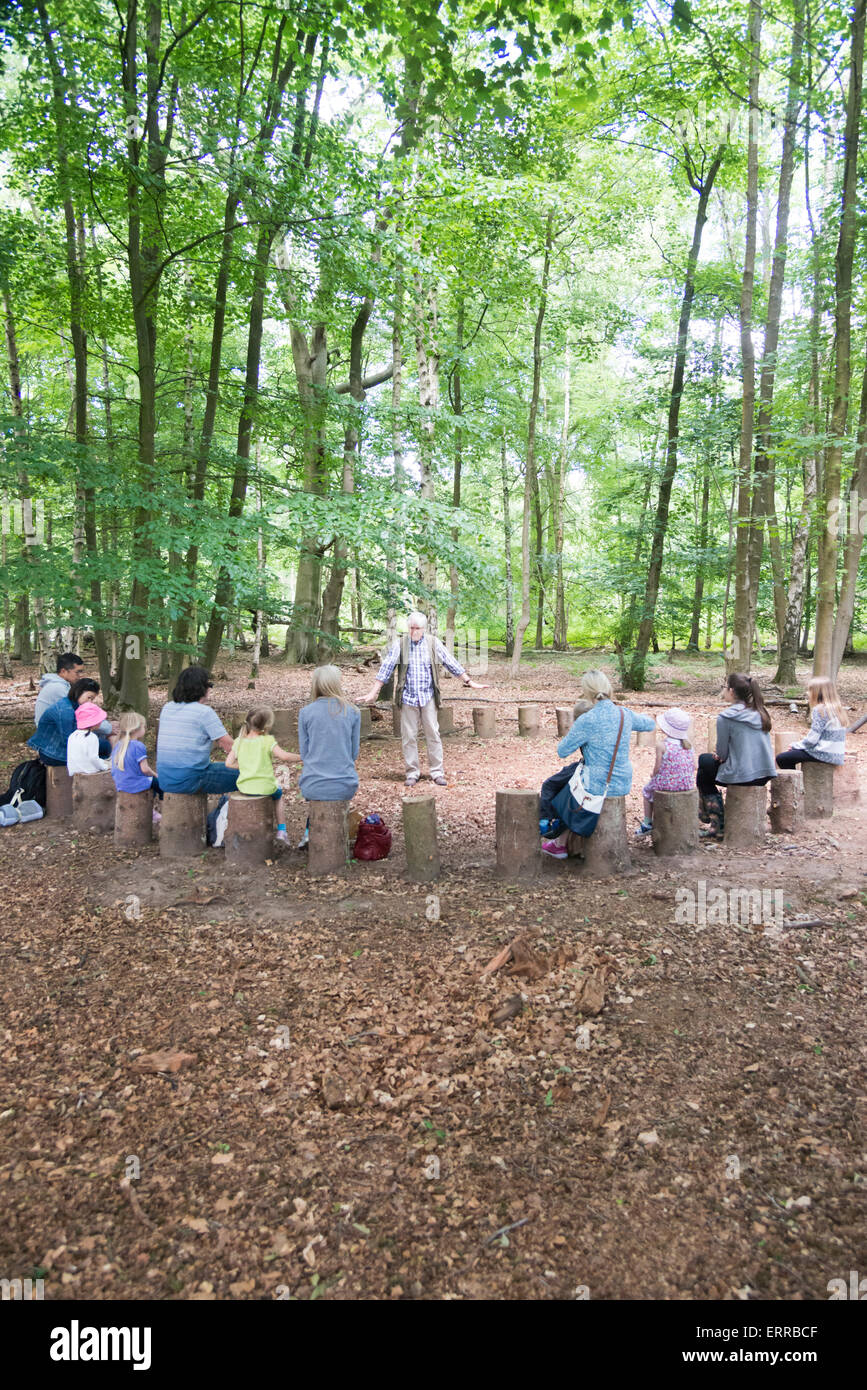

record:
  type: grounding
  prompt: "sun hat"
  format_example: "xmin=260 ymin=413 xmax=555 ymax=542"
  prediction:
xmin=657 ymin=707 xmax=691 ymax=740
xmin=75 ymin=701 xmax=107 ymax=730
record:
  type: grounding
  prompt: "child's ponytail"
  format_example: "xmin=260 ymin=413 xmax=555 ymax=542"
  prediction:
xmin=115 ymin=710 xmax=146 ymax=771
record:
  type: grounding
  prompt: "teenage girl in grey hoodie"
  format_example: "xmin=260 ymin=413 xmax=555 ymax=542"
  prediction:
xmin=697 ymin=673 xmax=776 ymax=837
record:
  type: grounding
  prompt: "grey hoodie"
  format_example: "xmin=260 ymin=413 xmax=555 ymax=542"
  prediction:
xmin=715 ymin=703 xmax=777 ymax=784
xmin=33 ymin=672 xmax=111 ymax=737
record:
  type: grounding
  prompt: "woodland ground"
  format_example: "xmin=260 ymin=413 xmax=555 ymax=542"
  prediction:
xmin=0 ymin=648 xmax=865 ymax=1302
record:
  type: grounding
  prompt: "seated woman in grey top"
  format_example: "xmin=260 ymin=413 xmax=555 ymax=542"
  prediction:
xmin=697 ymin=672 xmax=776 ymax=837
xmin=298 ymin=665 xmax=361 ymax=803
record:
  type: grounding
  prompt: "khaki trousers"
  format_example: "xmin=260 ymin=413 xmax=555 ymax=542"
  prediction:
xmin=400 ymin=700 xmax=444 ymax=779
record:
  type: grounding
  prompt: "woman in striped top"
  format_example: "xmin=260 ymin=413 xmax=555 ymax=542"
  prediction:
xmin=776 ymin=677 xmax=846 ymax=769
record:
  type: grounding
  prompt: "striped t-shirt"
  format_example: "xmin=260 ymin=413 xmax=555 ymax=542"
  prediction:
xmin=157 ymin=701 xmax=227 ymax=789
xmin=794 ymin=706 xmax=846 ymax=765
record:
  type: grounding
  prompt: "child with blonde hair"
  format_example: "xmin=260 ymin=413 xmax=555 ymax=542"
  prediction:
xmin=636 ymin=707 xmax=694 ymax=836
xmin=776 ymin=677 xmax=846 ymax=769
xmin=110 ymin=711 xmax=162 ymax=822
xmin=226 ymin=706 xmax=301 ymax=845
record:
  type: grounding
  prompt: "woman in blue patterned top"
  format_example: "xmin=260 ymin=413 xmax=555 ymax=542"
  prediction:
xmin=541 ymin=669 xmax=655 ymax=858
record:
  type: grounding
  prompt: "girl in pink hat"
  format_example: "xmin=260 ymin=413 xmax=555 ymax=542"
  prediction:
xmin=635 ymin=707 xmax=694 ymax=836
xmin=67 ymin=701 xmax=112 ymax=776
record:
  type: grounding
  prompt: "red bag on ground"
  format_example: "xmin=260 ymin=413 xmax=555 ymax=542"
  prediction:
xmin=353 ymin=813 xmax=392 ymax=860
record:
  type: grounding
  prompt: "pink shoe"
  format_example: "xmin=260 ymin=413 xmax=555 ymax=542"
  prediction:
xmin=152 ymin=808 xmax=162 ymax=825
xmin=541 ymin=839 xmax=568 ymax=859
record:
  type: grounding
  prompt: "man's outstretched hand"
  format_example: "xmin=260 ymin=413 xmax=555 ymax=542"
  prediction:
xmin=464 ymin=679 xmax=489 ymax=690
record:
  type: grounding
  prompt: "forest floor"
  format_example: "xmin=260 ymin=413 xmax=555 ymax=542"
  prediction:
xmin=1 ymin=646 xmax=865 ymax=1302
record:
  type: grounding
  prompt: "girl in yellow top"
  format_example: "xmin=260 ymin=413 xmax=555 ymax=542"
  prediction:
xmin=226 ymin=707 xmax=301 ymax=844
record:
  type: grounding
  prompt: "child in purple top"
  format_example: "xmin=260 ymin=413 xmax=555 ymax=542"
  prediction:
xmin=111 ymin=712 xmax=162 ymax=821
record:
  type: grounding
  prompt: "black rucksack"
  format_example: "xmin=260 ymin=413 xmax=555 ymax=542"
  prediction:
xmin=0 ymin=759 xmax=47 ymax=809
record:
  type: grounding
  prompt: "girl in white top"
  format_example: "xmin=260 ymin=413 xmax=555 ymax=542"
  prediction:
xmin=67 ymin=701 xmax=111 ymax=774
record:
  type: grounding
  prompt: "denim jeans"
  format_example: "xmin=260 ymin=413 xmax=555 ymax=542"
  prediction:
xmin=161 ymin=763 xmax=239 ymax=794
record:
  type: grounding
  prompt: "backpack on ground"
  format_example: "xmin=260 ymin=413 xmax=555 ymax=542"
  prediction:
xmin=0 ymin=759 xmax=47 ymax=810
xmin=207 ymin=794 xmax=230 ymax=847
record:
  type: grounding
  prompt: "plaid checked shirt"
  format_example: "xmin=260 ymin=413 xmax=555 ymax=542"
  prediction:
xmin=376 ymin=636 xmax=466 ymax=708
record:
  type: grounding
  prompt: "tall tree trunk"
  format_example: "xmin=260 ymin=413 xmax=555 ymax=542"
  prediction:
xmin=747 ymin=2 xmax=804 ymax=656
xmin=831 ymin=342 xmax=867 ymax=672
xmin=813 ymin=0 xmax=865 ymax=675
xmin=387 ymin=251 xmax=405 ymax=648
xmin=445 ymin=296 xmax=464 ymax=651
xmin=512 ymin=211 xmax=553 ymax=675
xmin=285 ymin=319 xmax=329 ymax=662
xmin=625 ymin=145 xmax=725 ymax=689
xmin=414 ymin=271 xmax=440 ymax=625
xmin=729 ymin=0 xmax=763 ymax=673
xmin=552 ymin=347 xmax=570 ymax=649
xmin=501 ymin=431 xmax=515 ymax=657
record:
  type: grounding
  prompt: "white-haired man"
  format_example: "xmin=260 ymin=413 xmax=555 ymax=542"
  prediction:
xmin=361 ymin=612 xmax=487 ymax=786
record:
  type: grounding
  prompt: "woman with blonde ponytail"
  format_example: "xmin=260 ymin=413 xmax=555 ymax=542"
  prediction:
xmin=110 ymin=711 xmax=162 ymax=822
xmin=696 ymin=672 xmax=776 ymax=837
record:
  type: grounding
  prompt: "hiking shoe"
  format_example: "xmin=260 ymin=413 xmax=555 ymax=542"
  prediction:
xmin=152 ymin=808 xmax=162 ymax=825
xmin=275 ymin=829 xmax=290 ymax=845
xmin=541 ymin=839 xmax=568 ymax=859
xmin=405 ymin=775 xmax=419 ymax=788
xmin=431 ymin=776 xmax=447 ymax=787
xmin=634 ymin=818 xmax=653 ymax=837
xmin=297 ymin=827 xmax=309 ymax=850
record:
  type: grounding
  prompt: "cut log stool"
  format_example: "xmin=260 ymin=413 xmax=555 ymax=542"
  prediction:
xmin=71 ymin=771 xmax=116 ymax=834
xmin=225 ymin=793 xmax=273 ymax=866
xmin=114 ymin=791 xmax=153 ymax=847
xmin=472 ymin=707 xmax=496 ymax=738
xmin=403 ymin=795 xmax=441 ymax=882
xmin=774 ymin=729 xmax=803 ymax=757
xmin=802 ymin=760 xmax=834 ymax=819
xmin=518 ymin=706 xmax=541 ymax=738
xmin=651 ymin=789 xmax=698 ymax=856
xmin=45 ymin=765 xmax=73 ymax=819
xmin=636 ymin=729 xmax=657 ymax=749
xmin=359 ymin=706 xmax=373 ymax=739
xmin=495 ymin=789 xmax=540 ymax=878
xmin=555 ymin=708 xmax=573 ymax=738
xmin=834 ymin=751 xmax=860 ymax=808
xmin=723 ymin=784 xmax=768 ymax=847
xmin=307 ymin=800 xmax=348 ymax=875
xmin=769 ymin=770 xmax=804 ymax=834
xmin=160 ymin=792 xmax=207 ymax=858
xmin=437 ymin=706 xmax=455 ymax=735
xmin=570 ymin=796 xmax=629 ymax=877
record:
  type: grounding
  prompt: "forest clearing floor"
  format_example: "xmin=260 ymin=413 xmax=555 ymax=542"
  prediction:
xmin=1 ymin=649 xmax=865 ymax=1301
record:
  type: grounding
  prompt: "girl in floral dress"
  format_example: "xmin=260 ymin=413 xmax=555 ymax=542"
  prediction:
xmin=635 ymin=707 xmax=695 ymax=836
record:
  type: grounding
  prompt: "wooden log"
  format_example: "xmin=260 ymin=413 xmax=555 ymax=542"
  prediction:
xmin=518 ymin=705 xmax=541 ymax=737
xmin=774 ymin=729 xmax=802 ymax=757
xmin=495 ymin=789 xmax=539 ymax=878
xmin=225 ymin=793 xmax=273 ymax=866
xmin=402 ymin=794 xmax=441 ymax=882
xmin=698 ymin=716 xmax=717 ymax=756
xmin=802 ymin=760 xmax=834 ymax=819
xmin=272 ymin=707 xmax=298 ymax=751
xmin=114 ymin=790 xmax=153 ymax=847
xmin=769 ymin=770 xmax=804 ymax=834
xmin=473 ymin=706 xmax=496 ymax=738
xmin=437 ymin=705 xmax=455 ymax=735
xmin=651 ymin=789 xmax=698 ymax=856
xmin=45 ymin=765 xmax=73 ymax=819
xmin=833 ymin=751 xmax=860 ymax=808
xmin=160 ymin=792 xmax=207 ymax=858
xmin=555 ymin=707 xmax=573 ymax=737
xmin=578 ymin=796 xmax=629 ymax=877
xmin=392 ymin=705 xmax=402 ymax=737
xmin=635 ymin=728 xmax=657 ymax=749
xmin=307 ymin=799 xmax=348 ymax=875
xmin=359 ymin=705 xmax=373 ymax=739
xmin=723 ymin=784 xmax=768 ymax=847
xmin=71 ymin=771 xmax=116 ymax=834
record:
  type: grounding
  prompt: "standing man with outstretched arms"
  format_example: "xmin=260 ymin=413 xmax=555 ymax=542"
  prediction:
xmin=361 ymin=611 xmax=488 ymax=787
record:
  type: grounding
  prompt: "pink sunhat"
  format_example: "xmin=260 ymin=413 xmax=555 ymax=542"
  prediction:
xmin=75 ymin=701 xmax=107 ymax=730
xmin=656 ymin=707 xmax=691 ymax=740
